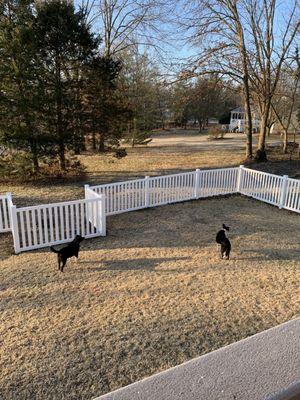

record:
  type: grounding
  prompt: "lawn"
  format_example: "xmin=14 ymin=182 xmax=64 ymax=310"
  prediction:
xmin=0 ymin=129 xmax=300 ymax=399
xmin=0 ymin=195 xmax=299 ymax=400
xmin=0 ymin=131 xmax=244 ymax=206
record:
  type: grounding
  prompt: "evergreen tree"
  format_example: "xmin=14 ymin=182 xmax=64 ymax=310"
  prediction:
xmin=33 ymin=0 xmax=99 ymax=169
xmin=85 ymin=56 xmax=130 ymax=152
xmin=0 ymin=0 xmax=42 ymax=172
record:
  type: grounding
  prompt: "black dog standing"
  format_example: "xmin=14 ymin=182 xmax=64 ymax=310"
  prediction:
xmin=216 ymin=224 xmax=231 ymax=260
xmin=50 ymin=235 xmax=84 ymax=272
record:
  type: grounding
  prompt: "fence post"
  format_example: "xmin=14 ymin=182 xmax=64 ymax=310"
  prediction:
xmin=6 ymin=192 xmax=12 ymax=230
xmin=144 ymin=176 xmax=150 ymax=207
xmin=194 ymin=169 xmax=200 ymax=199
xmin=236 ymin=165 xmax=244 ymax=193
xmin=279 ymin=175 xmax=288 ymax=209
xmin=10 ymin=205 xmax=20 ymax=254
xmin=99 ymin=194 xmax=106 ymax=236
xmin=84 ymin=184 xmax=90 ymax=200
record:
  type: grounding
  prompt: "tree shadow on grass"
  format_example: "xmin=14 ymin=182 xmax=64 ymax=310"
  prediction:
xmin=233 ymin=256 xmax=266 ymax=261
xmin=80 ymin=256 xmax=190 ymax=272
xmin=240 ymin=248 xmax=299 ymax=261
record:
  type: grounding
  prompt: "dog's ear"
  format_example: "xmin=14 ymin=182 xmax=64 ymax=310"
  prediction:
xmin=223 ymin=224 xmax=230 ymax=231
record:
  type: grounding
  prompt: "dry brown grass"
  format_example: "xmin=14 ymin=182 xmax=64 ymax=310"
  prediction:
xmin=0 ymin=196 xmax=299 ymax=400
xmin=1 ymin=129 xmax=299 ymax=206
xmin=0 ymin=130 xmax=244 ymax=206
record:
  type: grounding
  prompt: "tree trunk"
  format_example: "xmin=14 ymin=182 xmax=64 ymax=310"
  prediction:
xmin=30 ymin=138 xmax=39 ymax=173
xmin=244 ymin=94 xmax=253 ymax=160
xmin=55 ymin=60 xmax=66 ymax=170
xmin=198 ymin=120 xmax=202 ymax=132
xmin=98 ymin=133 xmax=105 ymax=152
xmin=255 ymin=106 xmax=269 ymax=162
xmin=92 ymin=132 xmax=96 ymax=151
xmin=59 ymin=141 xmax=66 ymax=170
xmin=283 ymin=129 xmax=288 ymax=154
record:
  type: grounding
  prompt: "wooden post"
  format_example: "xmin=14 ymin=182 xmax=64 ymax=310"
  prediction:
xmin=279 ymin=175 xmax=288 ymax=209
xmin=237 ymin=165 xmax=244 ymax=193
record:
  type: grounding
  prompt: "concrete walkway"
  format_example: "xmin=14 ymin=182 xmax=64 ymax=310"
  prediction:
xmin=95 ymin=318 xmax=300 ymax=400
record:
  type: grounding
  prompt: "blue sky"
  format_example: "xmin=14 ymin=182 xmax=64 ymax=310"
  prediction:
xmin=73 ymin=0 xmax=299 ymax=75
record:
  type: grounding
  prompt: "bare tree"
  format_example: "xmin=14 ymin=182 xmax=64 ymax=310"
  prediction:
xmin=82 ymin=0 xmax=166 ymax=57
xmin=177 ymin=0 xmax=256 ymax=159
xmin=243 ymin=0 xmax=299 ymax=160
xmin=271 ymin=49 xmax=300 ymax=153
xmin=178 ymin=0 xmax=299 ymax=161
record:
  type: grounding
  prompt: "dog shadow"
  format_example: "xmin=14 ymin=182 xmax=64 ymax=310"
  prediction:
xmin=79 ymin=256 xmax=190 ymax=272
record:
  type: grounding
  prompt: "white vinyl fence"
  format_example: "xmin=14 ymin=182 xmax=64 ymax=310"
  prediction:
xmin=284 ymin=177 xmax=300 ymax=213
xmin=89 ymin=167 xmax=239 ymax=216
xmin=240 ymin=167 xmax=300 ymax=212
xmin=10 ymin=197 xmax=106 ymax=253
xmin=0 ymin=193 xmax=12 ymax=233
xmin=240 ymin=168 xmax=284 ymax=207
xmin=1 ymin=166 xmax=299 ymax=254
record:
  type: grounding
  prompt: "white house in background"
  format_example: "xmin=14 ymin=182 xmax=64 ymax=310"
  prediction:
xmin=229 ymin=107 xmax=260 ymax=133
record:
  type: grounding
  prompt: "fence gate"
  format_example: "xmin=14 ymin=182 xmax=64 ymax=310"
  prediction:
xmin=10 ymin=197 xmax=106 ymax=254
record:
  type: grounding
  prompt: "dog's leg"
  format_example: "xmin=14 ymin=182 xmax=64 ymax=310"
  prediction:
xmin=61 ymin=259 xmax=67 ymax=272
xmin=220 ymin=247 xmax=224 ymax=259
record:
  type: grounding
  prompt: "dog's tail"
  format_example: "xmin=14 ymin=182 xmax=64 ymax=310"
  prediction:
xmin=50 ymin=246 xmax=59 ymax=253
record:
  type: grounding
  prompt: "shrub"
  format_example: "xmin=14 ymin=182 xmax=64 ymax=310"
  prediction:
xmin=0 ymin=151 xmax=86 ymax=182
xmin=207 ymin=126 xmax=226 ymax=140
xmin=113 ymin=148 xmax=127 ymax=159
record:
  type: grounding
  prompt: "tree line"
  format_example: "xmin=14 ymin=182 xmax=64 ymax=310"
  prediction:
xmin=2 ymin=0 xmax=297 ymax=176
xmin=0 ymin=1 xmax=168 ymax=175
xmin=0 ymin=0 xmax=237 ymax=176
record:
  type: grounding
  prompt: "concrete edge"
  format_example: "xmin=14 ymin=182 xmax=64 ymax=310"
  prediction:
xmin=268 ymin=381 xmax=300 ymax=400
xmin=94 ymin=317 xmax=300 ymax=400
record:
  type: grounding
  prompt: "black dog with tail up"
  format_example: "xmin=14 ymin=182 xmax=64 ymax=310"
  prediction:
xmin=216 ymin=224 xmax=231 ymax=260
xmin=50 ymin=235 xmax=84 ymax=272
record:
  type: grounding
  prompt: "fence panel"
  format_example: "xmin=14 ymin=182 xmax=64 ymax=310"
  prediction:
xmin=91 ymin=178 xmax=147 ymax=215
xmin=90 ymin=168 xmax=239 ymax=215
xmin=198 ymin=168 xmax=239 ymax=198
xmin=284 ymin=178 xmax=300 ymax=213
xmin=0 ymin=193 xmax=12 ymax=233
xmin=240 ymin=168 xmax=283 ymax=206
xmin=149 ymin=171 xmax=196 ymax=206
xmin=12 ymin=198 xmax=105 ymax=253
xmin=85 ymin=186 xmax=106 ymax=234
